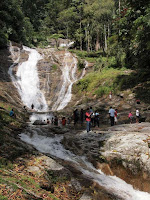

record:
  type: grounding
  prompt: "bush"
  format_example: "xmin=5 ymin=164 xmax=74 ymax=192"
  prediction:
xmin=0 ymin=195 xmax=8 ymax=200
xmin=52 ymin=64 xmax=58 ymax=70
xmin=77 ymin=58 xmax=84 ymax=70
xmin=94 ymin=86 xmax=111 ymax=97
xmin=0 ymin=31 xmax=8 ymax=49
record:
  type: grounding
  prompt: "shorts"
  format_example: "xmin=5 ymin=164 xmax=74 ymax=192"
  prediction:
xmin=114 ymin=117 xmax=117 ymax=122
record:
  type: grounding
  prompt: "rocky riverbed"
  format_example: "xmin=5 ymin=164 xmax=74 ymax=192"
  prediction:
xmin=62 ymin=122 xmax=150 ymax=193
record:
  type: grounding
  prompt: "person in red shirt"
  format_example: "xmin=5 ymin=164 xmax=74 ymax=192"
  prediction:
xmin=62 ymin=117 xmax=66 ymax=126
xmin=85 ymin=108 xmax=92 ymax=132
xmin=114 ymin=109 xmax=118 ymax=125
xmin=128 ymin=111 xmax=133 ymax=124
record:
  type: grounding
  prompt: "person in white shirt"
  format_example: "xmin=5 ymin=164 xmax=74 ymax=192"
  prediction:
xmin=136 ymin=108 xmax=140 ymax=123
xmin=109 ymin=106 xmax=115 ymax=126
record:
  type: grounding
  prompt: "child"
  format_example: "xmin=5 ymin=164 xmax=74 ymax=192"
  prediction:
xmin=128 ymin=111 xmax=133 ymax=124
xmin=114 ymin=109 xmax=118 ymax=125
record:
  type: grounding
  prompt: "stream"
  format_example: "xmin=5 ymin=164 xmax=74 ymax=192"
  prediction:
xmin=9 ymin=44 xmax=150 ymax=200
xmin=20 ymin=125 xmax=150 ymax=200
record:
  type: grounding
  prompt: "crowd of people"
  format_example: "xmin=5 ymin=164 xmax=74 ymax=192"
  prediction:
xmin=8 ymin=99 xmax=141 ymax=133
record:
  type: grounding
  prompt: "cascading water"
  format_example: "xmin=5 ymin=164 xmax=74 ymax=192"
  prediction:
xmin=20 ymin=128 xmax=150 ymax=200
xmin=9 ymin=44 xmax=48 ymax=111
xmin=52 ymin=51 xmax=79 ymax=111
xmin=9 ymin=43 xmax=150 ymax=199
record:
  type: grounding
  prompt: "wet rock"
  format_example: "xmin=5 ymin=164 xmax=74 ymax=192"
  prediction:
xmin=40 ymin=182 xmax=54 ymax=193
xmin=96 ymin=162 xmax=113 ymax=176
xmin=44 ymin=156 xmax=63 ymax=170
xmin=27 ymin=166 xmax=41 ymax=175
xmin=49 ymin=126 xmax=69 ymax=134
xmin=79 ymin=192 xmax=92 ymax=200
xmin=71 ymin=178 xmax=82 ymax=192
xmin=33 ymin=120 xmax=47 ymax=125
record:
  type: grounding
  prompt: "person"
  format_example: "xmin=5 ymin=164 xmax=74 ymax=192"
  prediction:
xmin=9 ymin=109 xmax=14 ymax=117
xmin=62 ymin=117 xmax=66 ymax=126
xmin=85 ymin=108 xmax=92 ymax=132
xmin=23 ymin=106 xmax=27 ymax=112
xmin=109 ymin=91 xmax=112 ymax=99
xmin=47 ymin=118 xmax=50 ymax=124
xmin=128 ymin=111 xmax=133 ymax=124
xmin=109 ymin=106 xmax=115 ymax=126
xmin=54 ymin=116 xmax=58 ymax=126
xmin=43 ymin=120 xmax=47 ymax=125
xmin=94 ymin=110 xmax=100 ymax=127
xmin=80 ymin=109 xmax=84 ymax=125
xmin=90 ymin=107 xmax=94 ymax=127
xmin=136 ymin=99 xmax=140 ymax=104
xmin=136 ymin=108 xmax=140 ymax=123
xmin=73 ymin=109 xmax=79 ymax=126
xmin=67 ymin=117 xmax=71 ymax=124
xmin=114 ymin=109 xmax=118 ymax=125
xmin=51 ymin=117 xmax=54 ymax=124
xmin=31 ymin=104 xmax=34 ymax=110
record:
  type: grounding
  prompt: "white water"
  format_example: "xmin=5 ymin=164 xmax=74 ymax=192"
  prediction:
xmin=9 ymin=45 xmax=48 ymax=111
xmin=9 ymin=43 xmax=150 ymax=199
xmin=9 ymin=43 xmax=86 ymax=112
xmin=52 ymin=52 xmax=79 ymax=111
xmin=60 ymin=41 xmax=74 ymax=48
xmin=20 ymin=129 xmax=150 ymax=200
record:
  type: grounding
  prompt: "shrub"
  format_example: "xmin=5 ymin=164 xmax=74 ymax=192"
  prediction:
xmin=77 ymin=58 xmax=84 ymax=70
xmin=94 ymin=86 xmax=111 ymax=97
xmin=52 ymin=64 xmax=58 ymax=70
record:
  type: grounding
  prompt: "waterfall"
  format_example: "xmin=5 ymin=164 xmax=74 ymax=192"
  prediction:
xmin=9 ymin=43 xmax=86 ymax=112
xmin=9 ymin=44 xmax=48 ymax=111
xmin=52 ymin=51 xmax=79 ymax=111
xmin=20 ymin=128 xmax=150 ymax=200
xmin=8 ymin=43 xmax=150 ymax=199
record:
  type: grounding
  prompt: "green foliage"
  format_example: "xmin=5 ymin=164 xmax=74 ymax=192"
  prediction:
xmin=52 ymin=64 xmax=58 ymax=70
xmin=94 ymin=86 xmax=111 ymax=97
xmin=114 ymin=1 xmax=150 ymax=70
xmin=0 ymin=158 xmax=13 ymax=169
xmin=0 ymin=0 xmax=149 ymax=87
xmin=0 ymin=195 xmax=8 ymax=200
xmin=75 ymin=66 xmax=126 ymax=97
xmin=0 ymin=31 xmax=8 ymax=48
xmin=48 ymin=34 xmax=64 ymax=48
xmin=47 ymin=170 xmax=68 ymax=184
xmin=77 ymin=58 xmax=84 ymax=70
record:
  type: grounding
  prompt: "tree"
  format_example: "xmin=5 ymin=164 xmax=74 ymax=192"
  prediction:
xmin=116 ymin=0 xmax=150 ymax=69
xmin=48 ymin=34 xmax=64 ymax=49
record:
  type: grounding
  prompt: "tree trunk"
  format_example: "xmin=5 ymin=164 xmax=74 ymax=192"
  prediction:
xmin=87 ymin=23 xmax=90 ymax=52
xmin=85 ymin=28 xmax=88 ymax=51
xmin=108 ymin=24 xmax=110 ymax=38
xmin=104 ymin=24 xmax=107 ymax=52
xmin=95 ymin=30 xmax=100 ymax=51
xmin=119 ymin=0 xmax=121 ymax=35
xmin=66 ymin=23 xmax=68 ymax=39
xmin=80 ymin=20 xmax=82 ymax=51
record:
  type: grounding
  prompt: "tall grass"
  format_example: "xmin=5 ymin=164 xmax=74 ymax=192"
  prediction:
xmin=74 ymin=67 xmax=127 ymax=97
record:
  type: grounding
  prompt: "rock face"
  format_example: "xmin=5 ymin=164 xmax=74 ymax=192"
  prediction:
xmin=9 ymin=45 xmax=85 ymax=111
xmin=62 ymin=122 xmax=150 ymax=192
xmin=7 ymin=43 xmax=150 ymax=125
xmin=0 ymin=47 xmax=23 ymax=110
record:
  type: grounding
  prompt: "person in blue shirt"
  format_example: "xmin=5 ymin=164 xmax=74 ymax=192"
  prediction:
xmin=9 ymin=109 xmax=14 ymax=117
